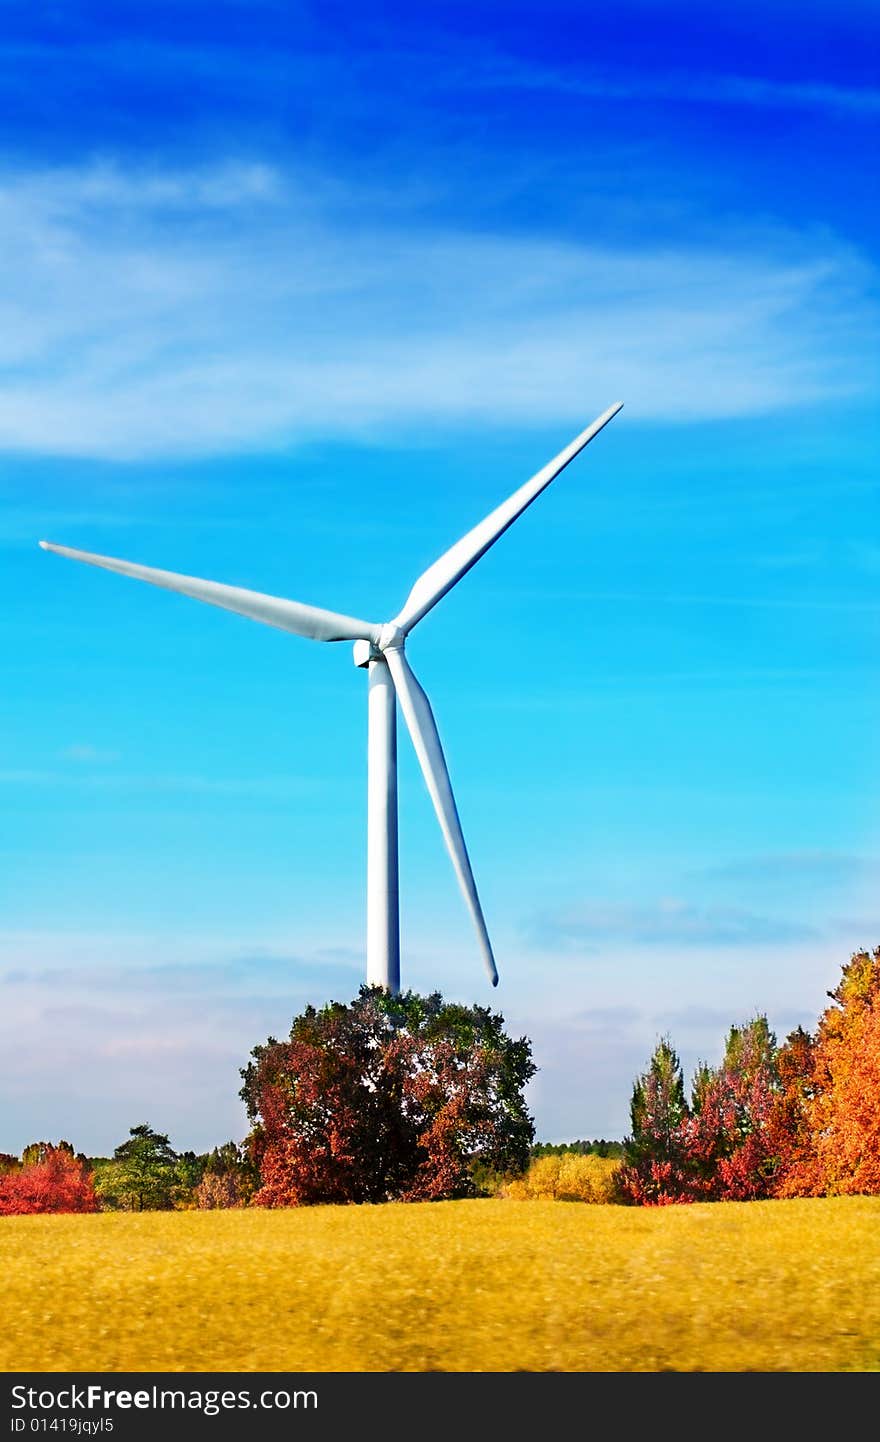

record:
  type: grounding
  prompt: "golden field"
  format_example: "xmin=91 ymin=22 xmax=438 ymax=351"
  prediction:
xmin=3 ymin=1197 xmax=879 ymax=1373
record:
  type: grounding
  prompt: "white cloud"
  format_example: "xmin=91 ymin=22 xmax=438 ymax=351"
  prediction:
xmin=0 ymin=160 xmax=875 ymax=459
xmin=529 ymin=897 xmax=820 ymax=947
xmin=60 ymin=743 xmax=120 ymax=764
xmin=0 ymin=945 xmax=363 ymax=1153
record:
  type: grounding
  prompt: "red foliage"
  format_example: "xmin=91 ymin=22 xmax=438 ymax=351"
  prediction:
xmin=620 ymin=1018 xmax=791 ymax=1204
xmin=686 ymin=1022 xmax=782 ymax=1201
xmin=0 ymin=1146 xmax=98 ymax=1215
xmin=768 ymin=1027 xmax=822 ymax=1198
xmin=620 ymin=949 xmax=880 ymax=1205
xmin=241 ymin=988 xmax=535 ymax=1206
xmin=615 ymin=1038 xmax=695 ymax=1205
xmin=617 ymin=1158 xmax=690 ymax=1207
xmin=398 ymin=1037 xmax=500 ymax=1202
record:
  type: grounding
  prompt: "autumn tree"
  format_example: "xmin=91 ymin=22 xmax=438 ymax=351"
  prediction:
xmin=21 ymin=1139 xmax=75 ymax=1167
xmin=619 ymin=1018 xmax=788 ymax=1204
xmin=0 ymin=1145 xmax=97 ymax=1215
xmin=767 ymin=1025 xmax=820 ymax=1197
xmin=240 ymin=985 xmax=535 ymax=1206
xmin=616 ymin=1038 xmax=692 ymax=1204
xmin=195 ymin=1141 xmax=257 ymax=1208
xmin=807 ymin=946 xmax=880 ymax=1195
xmin=94 ymin=1124 xmax=179 ymax=1211
xmin=686 ymin=1016 xmax=781 ymax=1200
xmin=196 ymin=1172 xmax=245 ymax=1208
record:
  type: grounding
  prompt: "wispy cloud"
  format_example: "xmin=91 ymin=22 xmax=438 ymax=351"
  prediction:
xmin=0 ymin=948 xmax=363 ymax=1152
xmin=0 ymin=767 xmax=326 ymax=798
xmin=59 ymin=743 xmax=121 ymax=764
xmin=570 ymin=1005 xmax=642 ymax=1033
xmin=697 ymin=852 xmax=880 ymax=888
xmin=0 ymin=160 xmax=875 ymax=459
xmin=652 ymin=1003 xmax=745 ymax=1032
xmin=0 ymin=953 xmax=362 ymax=996
xmin=471 ymin=57 xmax=880 ymax=117
xmin=529 ymin=898 xmax=819 ymax=948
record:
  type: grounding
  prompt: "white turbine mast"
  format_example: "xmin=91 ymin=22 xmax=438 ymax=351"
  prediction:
xmin=40 ymin=402 xmax=623 ymax=992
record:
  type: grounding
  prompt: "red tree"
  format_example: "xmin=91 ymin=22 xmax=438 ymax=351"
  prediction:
xmin=619 ymin=1018 xmax=787 ymax=1204
xmin=0 ymin=1146 xmax=98 ymax=1215
xmin=616 ymin=1038 xmax=694 ymax=1205
xmin=240 ymin=986 xmax=535 ymax=1206
xmin=685 ymin=1017 xmax=782 ymax=1201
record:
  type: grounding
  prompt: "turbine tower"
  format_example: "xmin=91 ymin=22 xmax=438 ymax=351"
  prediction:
xmin=40 ymin=402 xmax=622 ymax=992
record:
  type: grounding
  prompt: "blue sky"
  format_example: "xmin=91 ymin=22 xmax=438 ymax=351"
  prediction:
xmin=2 ymin=0 xmax=878 ymax=1153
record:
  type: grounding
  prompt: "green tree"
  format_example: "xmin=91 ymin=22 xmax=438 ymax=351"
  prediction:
xmin=172 ymin=1150 xmax=207 ymax=1208
xmin=94 ymin=1124 xmax=179 ymax=1211
xmin=617 ymin=1037 xmax=691 ymax=1203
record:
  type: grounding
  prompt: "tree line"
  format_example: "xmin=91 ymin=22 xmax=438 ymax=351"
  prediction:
xmin=1 ymin=945 xmax=878 ymax=1212
xmin=0 ymin=1128 xmax=256 ymax=1215
xmin=616 ymin=945 xmax=880 ymax=1203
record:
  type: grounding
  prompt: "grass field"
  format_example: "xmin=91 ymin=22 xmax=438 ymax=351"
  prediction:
xmin=3 ymin=1197 xmax=879 ymax=1372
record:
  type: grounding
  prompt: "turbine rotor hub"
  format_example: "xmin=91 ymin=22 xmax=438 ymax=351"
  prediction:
xmin=353 ymin=624 xmax=406 ymax=667
xmin=377 ymin=622 xmax=406 ymax=653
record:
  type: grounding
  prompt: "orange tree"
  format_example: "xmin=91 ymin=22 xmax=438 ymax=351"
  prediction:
xmin=240 ymin=985 xmax=535 ymax=1205
xmin=767 ymin=1025 xmax=820 ymax=1197
xmin=803 ymin=946 xmax=880 ymax=1195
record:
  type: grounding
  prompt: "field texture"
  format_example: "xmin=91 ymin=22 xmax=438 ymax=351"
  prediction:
xmin=3 ymin=1197 xmax=878 ymax=1372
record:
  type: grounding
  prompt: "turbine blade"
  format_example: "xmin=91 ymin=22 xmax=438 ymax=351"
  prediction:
xmin=384 ymin=646 xmax=498 ymax=986
xmin=393 ymin=402 xmax=623 ymax=635
xmin=39 ymin=542 xmax=380 ymax=645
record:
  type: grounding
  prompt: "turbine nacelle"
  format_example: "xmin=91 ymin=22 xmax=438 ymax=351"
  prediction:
xmin=353 ymin=638 xmax=381 ymax=668
xmin=377 ymin=622 xmax=407 ymax=653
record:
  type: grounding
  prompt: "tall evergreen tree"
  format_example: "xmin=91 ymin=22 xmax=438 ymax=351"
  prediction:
xmin=618 ymin=1037 xmax=691 ymax=1204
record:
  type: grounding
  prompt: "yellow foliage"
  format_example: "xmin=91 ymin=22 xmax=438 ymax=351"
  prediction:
xmin=2 ymin=1198 xmax=880 ymax=1372
xmin=503 ymin=1152 xmax=620 ymax=1203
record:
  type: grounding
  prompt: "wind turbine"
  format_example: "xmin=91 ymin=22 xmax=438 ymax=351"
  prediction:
xmin=40 ymin=401 xmax=622 ymax=993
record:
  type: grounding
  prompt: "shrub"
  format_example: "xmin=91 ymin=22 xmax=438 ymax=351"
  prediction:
xmin=502 ymin=1152 xmax=620 ymax=1203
